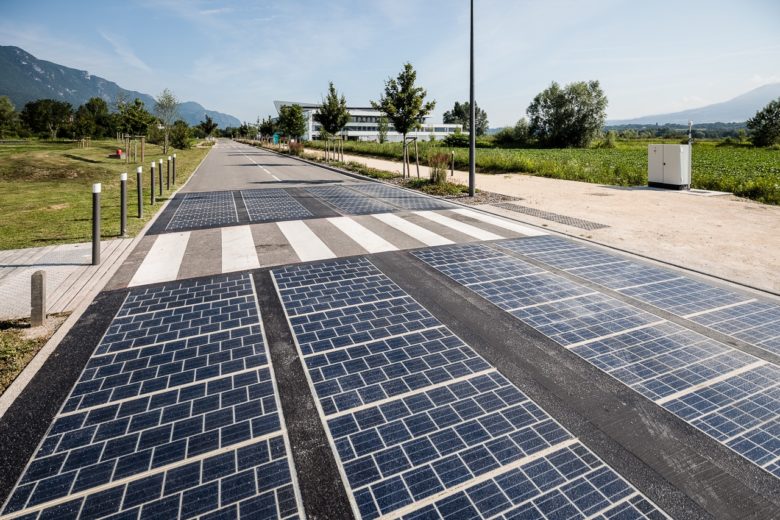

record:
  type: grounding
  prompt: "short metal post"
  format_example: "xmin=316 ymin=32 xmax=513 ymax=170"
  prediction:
xmin=31 ymin=270 xmax=46 ymax=327
xmin=92 ymin=183 xmax=101 ymax=265
xmin=120 ymin=173 xmax=127 ymax=237
xmin=136 ymin=166 xmax=143 ymax=218
xmin=451 ymin=151 xmax=455 ymax=177
xmin=172 ymin=154 xmax=176 ymax=184
xmin=150 ymin=161 xmax=156 ymax=204
xmin=166 ymin=156 xmax=171 ymax=190
xmin=158 ymin=159 xmax=163 ymax=196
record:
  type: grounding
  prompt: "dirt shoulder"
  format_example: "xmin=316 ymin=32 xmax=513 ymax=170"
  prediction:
xmin=307 ymin=148 xmax=780 ymax=295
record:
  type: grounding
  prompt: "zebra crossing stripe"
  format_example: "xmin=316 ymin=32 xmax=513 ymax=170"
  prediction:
xmin=371 ymin=212 xmax=454 ymax=246
xmin=222 ymin=225 xmax=260 ymax=272
xmin=276 ymin=220 xmax=336 ymax=261
xmin=414 ymin=210 xmax=504 ymax=241
xmin=327 ymin=217 xmax=398 ymax=253
xmin=451 ymin=208 xmax=547 ymax=236
xmin=129 ymin=232 xmax=190 ymax=286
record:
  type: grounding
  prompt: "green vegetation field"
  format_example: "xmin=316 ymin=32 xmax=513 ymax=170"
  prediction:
xmin=0 ymin=140 xmax=210 ymax=249
xmin=305 ymin=140 xmax=780 ymax=205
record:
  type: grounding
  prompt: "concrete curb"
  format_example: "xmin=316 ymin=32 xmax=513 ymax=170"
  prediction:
xmin=0 ymin=145 xmax=215 ymax=419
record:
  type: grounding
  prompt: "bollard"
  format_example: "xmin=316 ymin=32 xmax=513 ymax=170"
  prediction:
xmin=136 ymin=166 xmax=143 ymax=218
xmin=158 ymin=159 xmax=163 ymax=196
xmin=451 ymin=151 xmax=455 ymax=177
xmin=120 ymin=173 xmax=127 ymax=237
xmin=92 ymin=183 xmax=101 ymax=265
xmin=31 ymin=271 xmax=46 ymax=327
xmin=172 ymin=153 xmax=176 ymax=184
xmin=151 ymin=161 xmax=156 ymax=204
xmin=167 ymin=156 xmax=171 ymax=190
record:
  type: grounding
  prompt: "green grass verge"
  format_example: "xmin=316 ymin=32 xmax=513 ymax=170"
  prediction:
xmin=0 ymin=140 xmax=210 ymax=249
xmin=404 ymin=178 xmax=470 ymax=196
xmin=304 ymin=139 xmax=780 ymax=205
xmin=0 ymin=319 xmax=50 ymax=395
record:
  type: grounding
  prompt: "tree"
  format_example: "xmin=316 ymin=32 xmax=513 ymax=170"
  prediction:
xmin=198 ymin=115 xmax=218 ymax=137
xmin=443 ymin=101 xmax=489 ymax=136
xmin=259 ymin=116 xmax=276 ymax=137
xmin=0 ymin=96 xmax=16 ymax=139
xmin=371 ymin=62 xmax=435 ymax=175
xmin=170 ymin=120 xmax=191 ymax=149
xmin=527 ymin=80 xmax=608 ymax=147
xmin=377 ymin=116 xmax=389 ymax=143
xmin=277 ymin=104 xmax=307 ymax=141
xmin=314 ymin=82 xmax=350 ymax=137
xmin=746 ymin=97 xmax=780 ymax=147
xmin=20 ymin=99 xmax=73 ymax=139
xmin=117 ymin=98 xmax=155 ymax=135
xmin=155 ymin=88 xmax=179 ymax=153
xmin=74 ymin=97 xmax=112 ymax=138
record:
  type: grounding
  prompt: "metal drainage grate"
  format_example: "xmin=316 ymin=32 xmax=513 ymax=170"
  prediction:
xmin=493 ymin=202 xmax=609 ymax=230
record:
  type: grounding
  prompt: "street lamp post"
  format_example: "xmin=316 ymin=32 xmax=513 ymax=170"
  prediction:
xmin=469 ymin=0 xmax=476 ymax=197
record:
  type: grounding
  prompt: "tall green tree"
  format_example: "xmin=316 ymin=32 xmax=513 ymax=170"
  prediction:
xmin=74 ymin=97 xmax=112 ymax=138
xmin=0 ymin=96 xmax=16 ymax=139
xmin=371 ymin=63 xmax=435 ymax=173
xmin=746 ymin=97 xmax=780 ymax=147
xmin=527 ymin=80 xmax=608 ymax=147
xmin=277 ymin=104 xmax=307 ymax=141
xmin=443 ymin=101 xmax=489 ymax=136
xmin=20 ymin=99 xmax=73 ymax=139
xmin=198 ymin=115 xmax=219 ymax=137
xmin=117 ymin=98 xmax=155 ymax=135
xmin=314 ymin=82 xmax=350 ymax=137
xmin=259 ymin=116 xmax=276 ymax=137
xmin=155 ymin=88 xmax=179 ymax=153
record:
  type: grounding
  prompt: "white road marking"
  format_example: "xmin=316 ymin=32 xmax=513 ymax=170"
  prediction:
xmin=327 ymin=217 xmax=398 ymax=253
xmin=682 ymin=298 xmax=757 ymax=319
xmin=371 ymin=213 xmax=453 ymax=246
xmin=451 ymin=208 xmax=547 ymax=236
xmin=129 ymin=232 xmax=190 ymax=286
xmin=414 ymin=211 xmax=504 ymax=241
xmin=277 ymin=220 xmax=336 ymax=261
xmin=222 ymin=225 xmax=260 ymax=273
xmin=243 ymin=152 xmax=280 ymax=181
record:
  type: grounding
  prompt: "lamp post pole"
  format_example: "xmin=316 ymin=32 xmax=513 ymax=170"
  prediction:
xmin=468 ymin=0 xmax=476 ymax=197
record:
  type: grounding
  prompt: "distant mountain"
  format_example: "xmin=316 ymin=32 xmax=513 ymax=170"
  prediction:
xmin=0 ymin=46 xmax=241 ymax=128
xmin=607 ymin=83 xmax=780 ymax=126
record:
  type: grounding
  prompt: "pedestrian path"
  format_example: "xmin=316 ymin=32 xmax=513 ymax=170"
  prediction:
xmin=0 ymin=239 xmax=135 ymax=320
xmin=124 ymin=209 xmax=546 ymax=288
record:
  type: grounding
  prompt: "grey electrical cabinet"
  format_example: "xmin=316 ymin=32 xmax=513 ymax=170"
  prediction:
xmin=648 ymin=144 xmax=690 ymax=189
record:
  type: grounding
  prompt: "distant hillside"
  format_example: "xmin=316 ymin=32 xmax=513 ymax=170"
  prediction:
xmin=0 ymin=46 xmax=241 ymax=128
xmin=607 ymin=83 xmax=780 ymax=126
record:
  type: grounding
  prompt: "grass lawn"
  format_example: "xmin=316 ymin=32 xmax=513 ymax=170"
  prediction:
xmin=0 ymin=318 xmax=53 ymax=395
xmin=0 ymin=140 xmax=210 ymax=250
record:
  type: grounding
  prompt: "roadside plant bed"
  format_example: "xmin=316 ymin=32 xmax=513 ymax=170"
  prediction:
xmin=0 ymin=317 xmax=64 ymax=395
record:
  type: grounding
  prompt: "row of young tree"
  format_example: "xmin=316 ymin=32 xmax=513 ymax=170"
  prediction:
xmin=0 ymin=90 xmax=225 ymax=151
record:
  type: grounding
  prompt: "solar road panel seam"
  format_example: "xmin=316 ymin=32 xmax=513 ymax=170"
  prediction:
xmin=0 ymin=429 xmax=286 ymax=519
xmin=287 ymin=293 xmax=409 ymax=319
xmin=507 ymin=291 xmax=602 ymax=313
xmin=374 ymin=438 xmax=580 ymax=519
xmin=464 ymin=272 xmax=542 ymax=287
xmin=609 ymin=276 xmax=686 ymax=292
xmin=681 ymin=299 xmax=758 ymax=320
xmin=325 ymin=368 xmax=497 ymax=420
xmin=655 ymin=360 xmax=768 ymax=405
xmin=299 ymin=325 xmax=448 ymax=360
xmin=271 ymin=257 xmax=671 ymax=520
xmin=722 ymin=405 xmax=780 ymax=444
xmin=563 ymin=321 xmax=667 ymax=350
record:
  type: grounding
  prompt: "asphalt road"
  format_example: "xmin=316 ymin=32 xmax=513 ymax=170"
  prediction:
xmin=0 ymin=139 xmax=778 ymax=520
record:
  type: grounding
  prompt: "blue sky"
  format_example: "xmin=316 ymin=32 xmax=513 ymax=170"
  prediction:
xmin=2 ymin=0 xmax=779 ymax=126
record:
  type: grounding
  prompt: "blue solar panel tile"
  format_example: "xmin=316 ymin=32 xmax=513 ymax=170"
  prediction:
xmin=518 ymin=246 xmax=627 ymax=271
xmin=307 ymin=185 xmax=397 ymax=215
xmin=568 ymin=261 xmax=682 ymax=290
xmin=496 ymin=235 xmax=574 ymax=255
xmin=240 ymin=188 xmax=313 ymax=222
xmin=619 ymin=277 xmax=750 ymax=316
xmin=691 ymin=301 xmax=780 ymax=357
xmin=348 ymin=184 xmax=457 ymax=211
xmin=167 ymin=191 xmax=238 ymax=231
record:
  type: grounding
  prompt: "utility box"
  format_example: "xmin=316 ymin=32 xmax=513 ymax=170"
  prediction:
xmin=648 ymin=144 xmax=690 ymax=189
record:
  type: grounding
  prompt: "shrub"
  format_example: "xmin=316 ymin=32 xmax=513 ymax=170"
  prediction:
xmin=427 ymin=151 xmax=450 ymax=185
xmin=288 ymin=142 xmax=304 ymax=156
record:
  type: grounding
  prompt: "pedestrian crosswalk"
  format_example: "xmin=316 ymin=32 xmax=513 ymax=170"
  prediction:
xmin=127 ymin=209 xmax=545 ymax=287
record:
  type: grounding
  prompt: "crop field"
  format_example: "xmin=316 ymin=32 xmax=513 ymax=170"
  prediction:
xmin=305 ymin=140 xmax=780 ymax=205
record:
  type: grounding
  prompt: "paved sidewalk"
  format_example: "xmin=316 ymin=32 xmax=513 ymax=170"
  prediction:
xmin=306 ymin=148 xmax=780 ymax=295
xmin=0 ymin=239 xmax=134 ymax=319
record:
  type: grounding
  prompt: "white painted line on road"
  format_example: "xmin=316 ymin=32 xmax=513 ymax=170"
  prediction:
xmin=129 ymin=232 xmax=190 ymax=287
xmin=277 ymin=220 xmax=336 ymax=262
xmin=414 ymin=211 xmax=504 ymax=241
xmin=327 ymin=217 xmax=398 ymax=253
xmin=371 ymin=213 xmax=453 ymax=246
xmin=451 ymin=208 xmax=547 ymax=236
xmin=222 ymin=225 xmax=260 ymax=273
xmin=243 ymin=151 xmax=281 ymax=181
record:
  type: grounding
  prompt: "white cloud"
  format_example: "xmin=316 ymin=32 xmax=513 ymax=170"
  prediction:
xmin=98 ymin=31 xmax=152 ymax=72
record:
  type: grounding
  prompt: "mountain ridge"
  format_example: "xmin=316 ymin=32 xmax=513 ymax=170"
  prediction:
xmin=607 ymin=83 xmax=780 ymax=126
xmin=0 ymin=45 xmax=241 ymax=128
